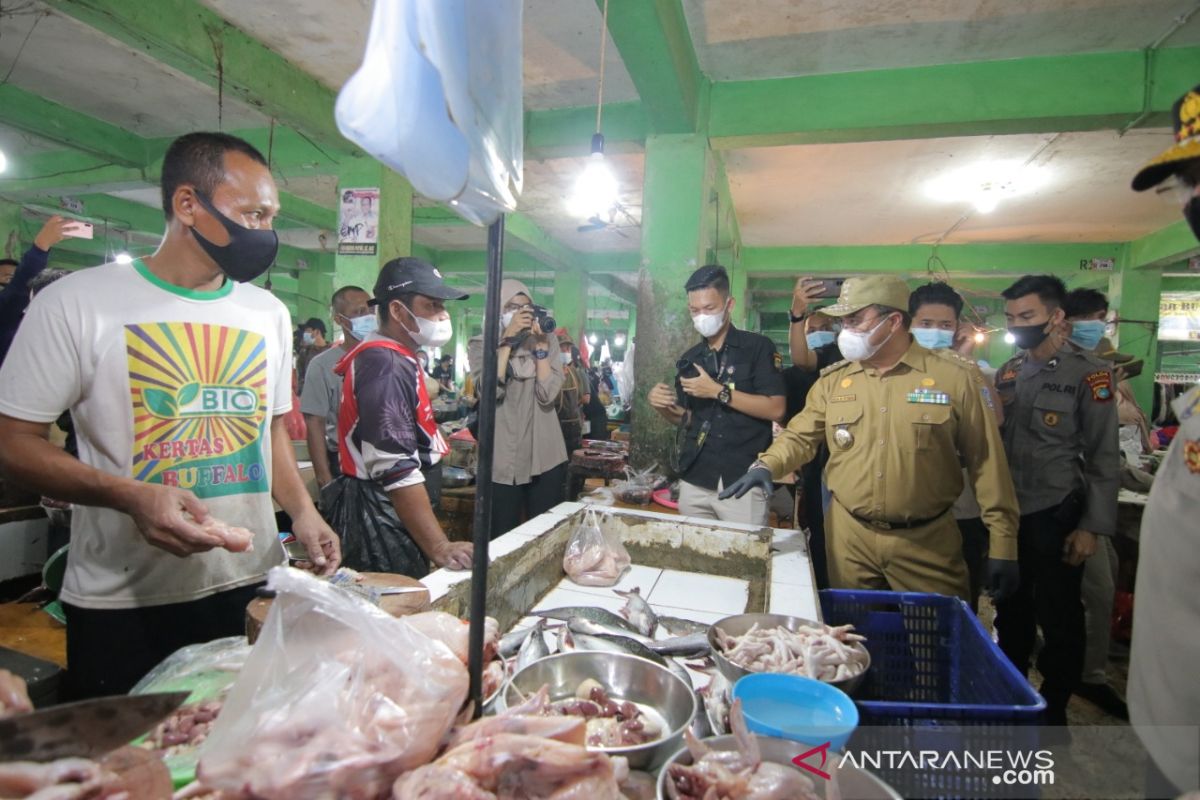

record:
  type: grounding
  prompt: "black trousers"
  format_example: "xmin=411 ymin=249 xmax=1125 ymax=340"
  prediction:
xmin=994 ymin=504 xmax=1085 ymax=719
xmin=62 ymin=582 xmax=261 ymax=699
xmin=490 ymin=462 xmax=567 ymax=539
xmin=957 ymin=516 xmax=990 ymax=613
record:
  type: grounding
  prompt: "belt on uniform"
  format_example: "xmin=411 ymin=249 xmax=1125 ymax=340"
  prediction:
xmin=845 ymin=505 xmax=951 ymax=531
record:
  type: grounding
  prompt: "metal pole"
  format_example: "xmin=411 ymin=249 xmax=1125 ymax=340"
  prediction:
xmin=466 ymin=215 xmax=505 ymax=716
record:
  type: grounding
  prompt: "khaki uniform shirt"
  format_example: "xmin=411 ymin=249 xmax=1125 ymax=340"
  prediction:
xmin=993 ymin=347 xmax=1119 ymax=535
xmin=468 ymin=332 xmax=567 ymax=485
xmin=758 ymin=340 xmax=1019 ymax=560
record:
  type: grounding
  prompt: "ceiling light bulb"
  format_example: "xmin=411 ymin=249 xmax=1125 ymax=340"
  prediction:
xmin=614 ymin=333 xmax=626 ymax=346
xmin=974 ymin=192 xmax=998 ymax=214
xmin=568 ymin=134 xmax=618 ymax=220
xmin=973 ymin=331 xmax=986 ymax=344
xmin=588 ymin=332 xmax=599 ymax=345
xmin=1004 ymin=332 xmax=1016 ymax=345
xmin=114 ymin=252 xmax=133 ymax=265
xmin=0 ymin=148 xmax=7 ymax=174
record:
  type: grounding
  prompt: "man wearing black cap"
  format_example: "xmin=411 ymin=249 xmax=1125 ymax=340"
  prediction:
xmin=648 ymin=264 xmax=786 ymax=525
xmin=1128 ymin=84 xmax=1200 ymax=798
xmin=321 ymin=257 xmax=473 ymax=576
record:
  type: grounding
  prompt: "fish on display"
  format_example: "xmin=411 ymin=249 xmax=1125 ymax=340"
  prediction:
xmin=533 ymin=606 xmax=641 ymax=636
xmin=555 ymin=622 xmax=572 ymax=655
xmin=614 ymin=587 xmax=658 ymax=638
xmin=499 ymin=625 xmax=534 ymax=660
xmin=516 ymin=618 xmax=550 ymax=671
xmin=657 ymin=615 xmax=707 ymax=637
xmin=573 ymin=631 xmax=694 ymax=691
xmin=646 ymin=632 xmax=710 ymax=657
xmin=566 ymin=616 xmax=652 ymax=644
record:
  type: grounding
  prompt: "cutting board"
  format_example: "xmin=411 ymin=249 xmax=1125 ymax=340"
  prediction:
xmin=245 ymin=572 xmax=430 ymax=643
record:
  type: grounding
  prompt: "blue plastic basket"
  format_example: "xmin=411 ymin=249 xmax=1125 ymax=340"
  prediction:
xmin=820 ymin=589 xmax=1046 ymax=798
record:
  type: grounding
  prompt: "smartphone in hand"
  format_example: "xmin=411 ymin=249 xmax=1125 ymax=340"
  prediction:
xmin=61 ymin=221 xmax=94 ymax=239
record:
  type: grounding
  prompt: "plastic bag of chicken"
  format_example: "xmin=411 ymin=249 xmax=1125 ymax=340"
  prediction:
xmin=195 ymin=567 xmax=468 ymax=799
xmin=562 ymin=507 xmax=630 ymax=587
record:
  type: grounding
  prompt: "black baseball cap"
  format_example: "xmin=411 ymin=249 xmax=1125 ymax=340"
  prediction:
xmin=369 ymin=257 xmax=469 ymax=306
xmin=1132 ymin=84 xmax=1200 ymax=191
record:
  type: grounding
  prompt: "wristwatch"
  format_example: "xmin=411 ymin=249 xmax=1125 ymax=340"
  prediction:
xmin=717 ymin=384 xmax=732 ymax=405
xmin=789 ymin=310 xmax=807 ymax=324
xmin=533 ymin=349 xmax=550 ymax=360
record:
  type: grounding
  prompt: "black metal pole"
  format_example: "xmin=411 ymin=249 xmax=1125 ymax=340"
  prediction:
xmin=466 ymin=215 xmax=505 ymax=717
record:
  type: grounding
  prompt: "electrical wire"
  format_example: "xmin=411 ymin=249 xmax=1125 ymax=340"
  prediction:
xmin=0 ymin=8 xmax=44 ymax=86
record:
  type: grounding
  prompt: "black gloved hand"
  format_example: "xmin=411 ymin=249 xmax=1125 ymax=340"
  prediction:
xmin=986 ymin=558 xmax=1020 ymax=602
xmin=718 ymin=466 xmax=773 ymax=500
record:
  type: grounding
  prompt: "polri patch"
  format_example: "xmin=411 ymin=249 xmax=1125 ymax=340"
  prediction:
xmin=773 ymin=351 xmax=783 ymax=371
xmin=1185 ymin=440 xmax=1200 ymax=475
xmin=1084 ymin=370 xmax=1113 ymax=402
xmin=1043 ymin=411 xmax=1060 ymax=427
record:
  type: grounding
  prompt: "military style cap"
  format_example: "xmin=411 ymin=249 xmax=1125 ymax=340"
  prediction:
xmin=822 ymin=276 xmax=910 ymax=318
xmin=1132 ymin=84 xmax=1200 ymax=191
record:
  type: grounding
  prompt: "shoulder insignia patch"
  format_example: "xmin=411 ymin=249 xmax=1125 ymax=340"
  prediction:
xmin=1084 ymin=369 xmax=1113 ymax=402
xmin=820 ymin=359 xmax=849 ymax=377
xmin=981 ymin=385 xmax=996 ymax=410
xmin=1184 ymin=440 xmax=1200 ymax=474
xmin=773 ymin=351 xmax=783 ymax=372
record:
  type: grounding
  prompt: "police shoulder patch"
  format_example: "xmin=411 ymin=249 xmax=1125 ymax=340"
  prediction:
xmin=820 ymin=359 xmax=850 ymax=377
xmin=1084 ymin=369 xmax=1114 ymax=402
xmin=772 ymin=351 xmax=783 ymax=372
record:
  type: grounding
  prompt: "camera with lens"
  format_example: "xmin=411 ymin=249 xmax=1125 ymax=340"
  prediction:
xmin=676 ymin=358 xmax=699 ymax=379
xmin=530 ymin=304 xmax=556 ymax=334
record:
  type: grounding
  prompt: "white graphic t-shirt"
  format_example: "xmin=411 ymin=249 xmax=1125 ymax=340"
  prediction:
xmin=0 ymin=260 xmax=291 ymax=609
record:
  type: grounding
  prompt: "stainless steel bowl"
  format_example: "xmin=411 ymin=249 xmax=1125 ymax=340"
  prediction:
xmin=708 ymin=613 xmax=871 ymax=696
xmin=502 ymin=650 xmax=697 ymax=770
xmin=656 ymin=733 xmax=902 ymax=800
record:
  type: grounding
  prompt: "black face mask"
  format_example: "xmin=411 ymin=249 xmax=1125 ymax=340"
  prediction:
xmin=1185 ymin=195 xmax=1200 ymax=242
xmin=1008 ymin=322 xmax=1050 ymax=351
xmin=191 ymin=192 xmax=279 ymax=283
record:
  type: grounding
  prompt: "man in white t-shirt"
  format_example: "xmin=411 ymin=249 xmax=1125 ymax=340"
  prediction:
xmin=0 ymin=132 xmax=341 ymax=698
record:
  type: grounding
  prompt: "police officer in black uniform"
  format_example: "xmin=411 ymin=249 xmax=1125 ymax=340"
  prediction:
xmin=994 ymin=274 xmax=1119 ymax=728
xmin=648 ymin=265 xmax=786 ymax=525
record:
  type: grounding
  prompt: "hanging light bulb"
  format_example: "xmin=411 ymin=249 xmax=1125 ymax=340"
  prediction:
xmin=568 ymin=134 xmax=618 ymax=219
xmin=0 ymin=148 xmax=7 ymax=174
xmin=588 ymin=332 xmax=599 ymax=345
xmin=973 ymin=331 xmax=986 ymax=344
xmin=1004 ymin=332 xmax=1017 ymax=345
xmin=569 ymin=0 xmax=619 ymax=221
xmin=614 ymin=332 xmax=626 ymax=347
xmin=114 ymin=252 xmax=133 ymax=265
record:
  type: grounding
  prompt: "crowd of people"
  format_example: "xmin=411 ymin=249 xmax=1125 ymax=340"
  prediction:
xmin=0 ymin=81 xmax=1198 ymax=795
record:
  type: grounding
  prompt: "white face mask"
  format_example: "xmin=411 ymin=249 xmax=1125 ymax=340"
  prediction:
xmin=400 ymin=303 xmax=453 ymax=348
xmin=560 ymin=352 xmax=572 ymax=365
xmin=692 ymin=304 xmax=728 ymax=338
xmin=500 ymin=310 xmax=515 ymax=329
xmin=837 ymin=315 xmax=894 ymax=361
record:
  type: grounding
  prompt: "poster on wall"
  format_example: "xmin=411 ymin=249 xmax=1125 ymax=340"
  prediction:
xmin=1158 ymin=291 xmax=1200 ymax=341
xmin=338 ymin=187 xmax=379 ymax=255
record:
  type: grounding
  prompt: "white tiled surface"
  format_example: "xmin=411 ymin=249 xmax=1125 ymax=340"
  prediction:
xmin=770 ymin=582 xmax=820 ymax=621
xmin=559 ymin=565 xmax=663 ymax=598
xmin=649 ymin=605 xmax=728 ymax=626
xmin=532 ymin=585 xmax=628 ymax=615
xmin=647 ymin=570 xmax=749 ymax=616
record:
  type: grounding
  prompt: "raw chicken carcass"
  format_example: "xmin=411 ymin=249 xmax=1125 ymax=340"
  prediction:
xmin=402 ymin=612 xmax=500 ymax=665
xmin=0 ymin=748 xmax=170 ymax=800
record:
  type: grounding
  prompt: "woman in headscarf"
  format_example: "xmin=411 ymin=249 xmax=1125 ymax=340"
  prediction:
xmin=468 ymin=280 xmax=567 ymax=538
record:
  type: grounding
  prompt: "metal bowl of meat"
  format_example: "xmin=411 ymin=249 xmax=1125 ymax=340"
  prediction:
xmin=656 ymin=733 xmax=902 ymax=800
xmin=503 ymin=650 xmax=697 ymax=770
xmin=707 ymin=613 xmax=871 ymax=696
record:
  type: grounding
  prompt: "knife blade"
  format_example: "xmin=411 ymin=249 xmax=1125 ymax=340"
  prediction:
xmin=0 ymin=691 xmax=190 ymax=762
xmin=377 ymin=586 xmax=429 ymax=595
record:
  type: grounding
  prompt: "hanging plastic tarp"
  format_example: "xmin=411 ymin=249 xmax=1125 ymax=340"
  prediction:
xmin=335 ymin=0 xmax=523 ymax=226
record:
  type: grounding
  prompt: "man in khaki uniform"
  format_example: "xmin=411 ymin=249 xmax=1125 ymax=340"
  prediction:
xmin=722 ymin=276 xmax=1019 ymax=601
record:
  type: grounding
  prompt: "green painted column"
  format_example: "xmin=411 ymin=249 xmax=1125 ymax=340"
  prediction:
xmin=0 ymin=197 xmax=22 ymax=260
xmin=1109 ymin=260 xmax=1163 ymax=413
xmin=334 ymin=158 xmax=413 ymax=293
xmin=631 ymin=133 xmax=711 ymax=471
xmin=298 ymin=269 xmax=335 ymax=328
xmin=725 ymin=248 xmax=747 ymax=327
xmin=554 ymin=270 xmax=587 ymax=340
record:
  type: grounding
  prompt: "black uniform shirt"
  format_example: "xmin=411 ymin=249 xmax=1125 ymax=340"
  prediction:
xmin=674 ymin=326 xmax=786 ymax=491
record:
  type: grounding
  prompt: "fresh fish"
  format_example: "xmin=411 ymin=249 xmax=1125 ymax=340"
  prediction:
xmin=555 ymin=622 xmax=571 ymax=655
xmin=567 ymin=616 xmax=652 ymax=643
xmin=516 ymin=618 xmax=550 ymax=670
xmin=614 ymin=587 xmax=658 ymax=637
xmin=573 ymin=631 xmax=694 ymax=691
xmin=658 ymin=615 xmax=708 ymax=637
xmin=533 ymin=606 xmax=641 ymax=635
xmin=499 ymin=625 xmax=534 ymax=659
xmin=647 ymin=632 xmax=710 ymax=657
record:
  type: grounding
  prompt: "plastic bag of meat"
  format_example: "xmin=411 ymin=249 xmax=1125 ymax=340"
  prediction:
xmin=196 ymin=566 xmax=468 ymax=799
xmin=563 ymin=507 xmax=630 ymax=587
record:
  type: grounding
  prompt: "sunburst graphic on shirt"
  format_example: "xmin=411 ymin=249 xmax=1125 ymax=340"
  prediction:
xmin=126 ymin=322 xmax=269 ymax=498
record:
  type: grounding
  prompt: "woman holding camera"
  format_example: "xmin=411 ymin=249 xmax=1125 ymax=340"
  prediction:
xmin=468 ymin=279 xmax=567 ymax=538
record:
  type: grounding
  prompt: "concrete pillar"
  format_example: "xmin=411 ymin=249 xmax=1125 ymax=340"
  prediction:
xmin=1109 ymin=261 xmax=1163 ymax=413
xmin=334 ymin=158 xmax=413 ymax=292
xmin=298 ymin=269 xmax=335 ymax=329
xmin=630 ymin=133 xmax=712 ymax=470
xmin=553 ymin=269 xmax=587 ymax=342
xmin=725 ymin=248 xmax=747 ymax=327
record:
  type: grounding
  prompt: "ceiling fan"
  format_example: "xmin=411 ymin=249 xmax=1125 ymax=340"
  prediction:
xmin=576 ymin=203 xmax=640 ymax=238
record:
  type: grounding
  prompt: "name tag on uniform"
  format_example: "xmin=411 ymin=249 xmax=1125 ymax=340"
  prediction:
xmin=830 ymin=394 xmax=855 ymax=403
xmin=907 ymin=389 xmax=949 ymax=405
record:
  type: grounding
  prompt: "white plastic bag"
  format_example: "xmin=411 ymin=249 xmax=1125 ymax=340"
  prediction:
xmin=196 ymin=567 xmax=468 ymax=799
xmin=563 ymin=507 xmax=630 ymax=586
xmin=335 ymin=0 xmax=523 ymax=225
